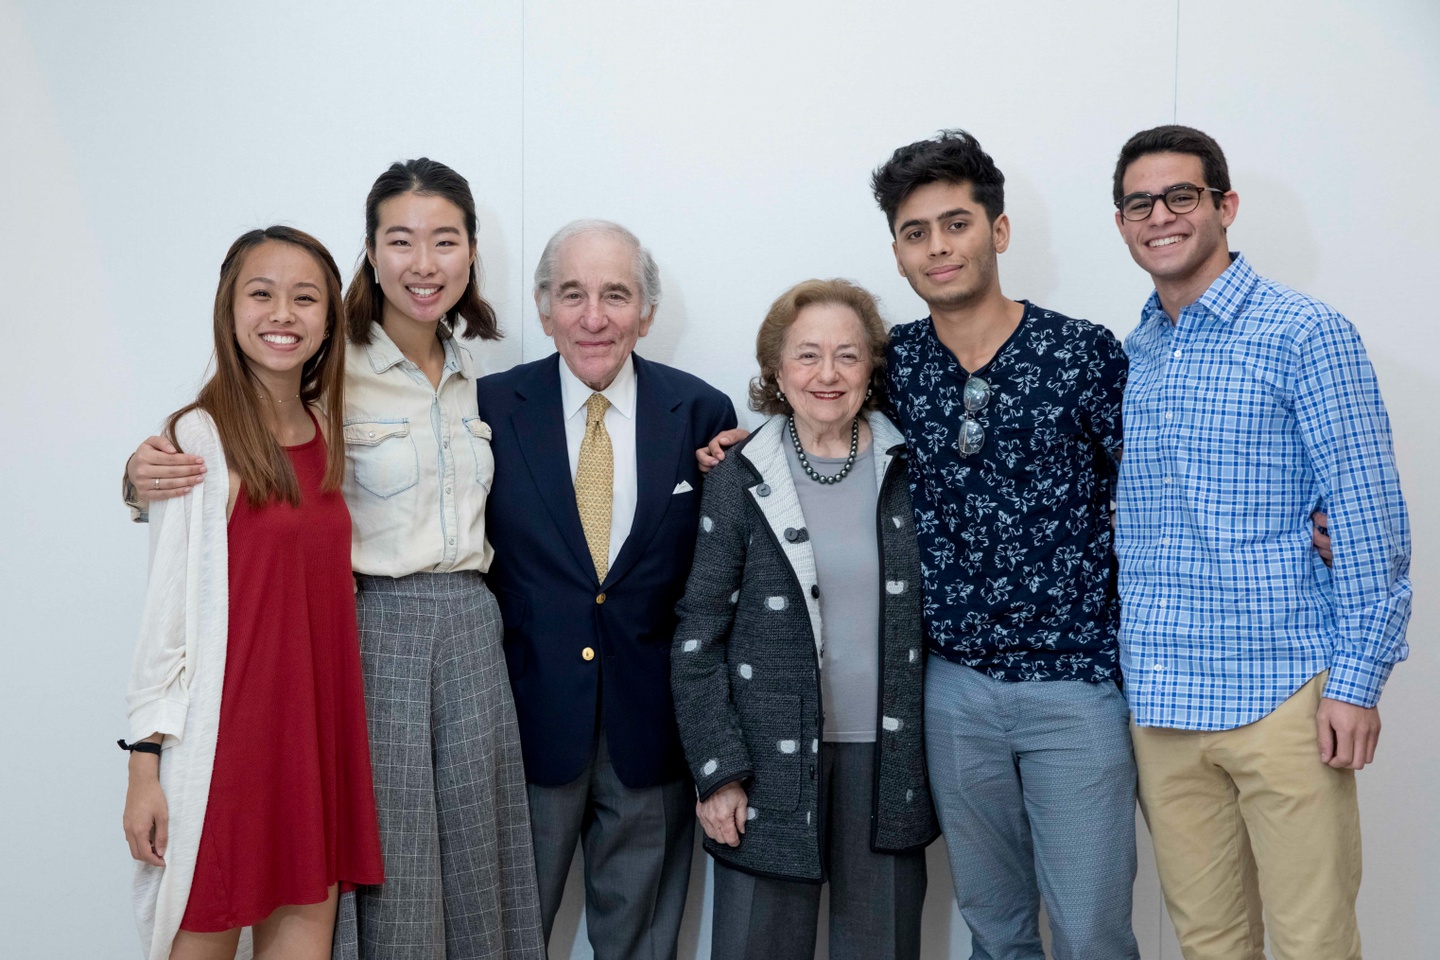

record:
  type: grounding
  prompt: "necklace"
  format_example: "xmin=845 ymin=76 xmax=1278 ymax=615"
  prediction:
xmin=788 ymin=415 xmax=859 ymax=485
xmin=258 ymin=392 xmax=301 ymax=404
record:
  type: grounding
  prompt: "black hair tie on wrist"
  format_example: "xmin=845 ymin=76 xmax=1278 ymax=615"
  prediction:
xmin=118 ymin=739 xmax=162 ymax=756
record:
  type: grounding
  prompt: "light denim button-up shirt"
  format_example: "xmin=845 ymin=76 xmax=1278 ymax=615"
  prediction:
xmin=343 ymin=323 xmax=495 ymax=577
xmin=1117 ymin=253 xmax=1411 ymax=730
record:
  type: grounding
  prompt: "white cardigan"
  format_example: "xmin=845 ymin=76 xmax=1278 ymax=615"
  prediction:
xmin=127 ymin=410 xmax=252 ymax=960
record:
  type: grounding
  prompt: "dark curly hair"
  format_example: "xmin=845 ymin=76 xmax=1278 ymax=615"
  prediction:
xmin=871 ymin=129 xmax=1005 ymax=234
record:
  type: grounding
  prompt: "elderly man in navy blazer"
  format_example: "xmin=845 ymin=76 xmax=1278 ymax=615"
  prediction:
xmin=477 ymin=219 xmax=737 ymax=960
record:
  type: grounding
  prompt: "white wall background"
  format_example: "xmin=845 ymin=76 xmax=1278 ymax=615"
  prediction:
xmin=2 ymin=1 xmax=1435 ymax=957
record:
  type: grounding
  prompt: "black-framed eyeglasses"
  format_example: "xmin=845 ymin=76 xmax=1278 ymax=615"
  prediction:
xmin=1117 ymin=184 xmax=1225 ymax=221
xmin=958 ymin=376 xmax=989 ymax=457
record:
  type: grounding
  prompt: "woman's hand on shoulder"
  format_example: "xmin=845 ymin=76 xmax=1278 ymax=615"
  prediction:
xmin=122 ymin=753 xmax=168 ymax=867
xmin=128 ymin=435 xmax=205 ymax=502
xmin=696 ymin=780 xmax=748 ymax=847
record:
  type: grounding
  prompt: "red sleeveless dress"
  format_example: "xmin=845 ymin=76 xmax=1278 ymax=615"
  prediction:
xmin=181 ymin=419 xmax=384 ymax=932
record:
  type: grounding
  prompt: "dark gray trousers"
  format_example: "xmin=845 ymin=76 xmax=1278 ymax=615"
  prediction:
xmin=527 ymin=730 xmax=694 ymax=960
xmin=711 ymin=742 xmax=927 ymax=960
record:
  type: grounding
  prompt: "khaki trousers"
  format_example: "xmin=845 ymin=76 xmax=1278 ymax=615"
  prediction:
xmin=1131 ymin=672 xmax=1362 ymax=960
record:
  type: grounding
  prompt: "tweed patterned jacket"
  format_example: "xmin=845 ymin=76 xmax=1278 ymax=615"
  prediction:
xmin=671 ymin=411 xmax=938 ymax=882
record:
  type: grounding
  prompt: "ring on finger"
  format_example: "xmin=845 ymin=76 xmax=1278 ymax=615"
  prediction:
xmin=154 ymin=478 xmax=160 ymax=487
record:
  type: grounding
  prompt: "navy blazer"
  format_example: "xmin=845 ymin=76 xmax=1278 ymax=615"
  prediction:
xmin=477 ymin=353 xmax=738 ymax=789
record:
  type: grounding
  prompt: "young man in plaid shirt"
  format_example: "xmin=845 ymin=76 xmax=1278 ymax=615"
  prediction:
xmin=1112 ymin=125 xmax=1412 ymax=960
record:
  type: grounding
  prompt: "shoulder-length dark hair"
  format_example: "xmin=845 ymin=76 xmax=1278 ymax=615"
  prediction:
xmin=345 ymin=158 xmax=502 ymax=345
xmin=167 ymin=226 xmax=348 ymax=507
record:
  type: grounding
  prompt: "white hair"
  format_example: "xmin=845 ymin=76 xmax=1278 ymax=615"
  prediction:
xmin=533 ymin=219 xmax=661 ymax=317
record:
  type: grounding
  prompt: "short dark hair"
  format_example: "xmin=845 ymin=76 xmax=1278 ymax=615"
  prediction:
xmin=1112 ymin=125 xmax=1231 ymax=208
xmin=871 ymin=129 xmax=1005 ymax=234
xmin=346 ymin=158 xmax=502 ymax=345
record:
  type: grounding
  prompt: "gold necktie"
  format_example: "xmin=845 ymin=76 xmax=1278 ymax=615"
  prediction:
xmin=575 ymin=392 xmax=613 ymax=581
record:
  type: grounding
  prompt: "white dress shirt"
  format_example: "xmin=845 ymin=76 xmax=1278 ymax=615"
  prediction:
xmin=558 ymin=354 xmax=636 ymax=567
xmin=342 ymin=324 xmax=495 ymax=577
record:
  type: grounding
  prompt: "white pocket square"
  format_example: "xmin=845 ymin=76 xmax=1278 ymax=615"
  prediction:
xmin=673 ymin=481 xmax=694 ymax=494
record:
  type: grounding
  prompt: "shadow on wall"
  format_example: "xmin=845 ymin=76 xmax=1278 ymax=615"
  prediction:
xmin=1350 ymin=344 xmax=1440 ymax=958
xmin=477 ymin=199 xmax=516 ymax=314
xmin=1228 ymin=171 xmax=1320 ymax=291
xmin=999 ymin=168 xmax=1059 ymax=309
xmin=471 ymin=199 xmax=524 ymax=376
xmin=633 ymin=270 xmax=690 ymax=370
xmin=545 ymin=836 xmax=996 ymax=959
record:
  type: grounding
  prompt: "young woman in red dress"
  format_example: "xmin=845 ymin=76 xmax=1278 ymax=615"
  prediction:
xmin=122 ymin=226 xmax=384 ymax=960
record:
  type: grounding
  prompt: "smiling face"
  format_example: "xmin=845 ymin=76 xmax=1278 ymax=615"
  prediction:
xmin=891 ymin=180 xmax=1009 ymax=314
xmin=538 ymin=231 xmax=654 ymax=391
xmin=1116 ymin=151 xmax=1238 ymax=308
xmin=232 ymin=240 xmax=330 ymax=393
xmin=369 ymin=191 xmax=476 ymax=332
xmin=777 ymin=302 xmax=872 ymax=439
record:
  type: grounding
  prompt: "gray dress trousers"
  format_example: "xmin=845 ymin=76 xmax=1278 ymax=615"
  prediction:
xmin=332 ymin=572 xmax=545 ymax=960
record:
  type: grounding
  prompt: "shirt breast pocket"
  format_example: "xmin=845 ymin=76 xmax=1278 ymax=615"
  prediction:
xmin=463 ymin=417 xmax=495 ymax=490
xmin=344 ymin=419 xmax=419 ymax=499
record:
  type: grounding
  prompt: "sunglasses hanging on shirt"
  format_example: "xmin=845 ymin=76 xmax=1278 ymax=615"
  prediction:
xmin=958 ymin=376 xmax=990 ymax=457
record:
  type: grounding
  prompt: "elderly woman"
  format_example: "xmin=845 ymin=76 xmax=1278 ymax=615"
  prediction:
xmin=671 ymin=279 xmax=938 ymax=960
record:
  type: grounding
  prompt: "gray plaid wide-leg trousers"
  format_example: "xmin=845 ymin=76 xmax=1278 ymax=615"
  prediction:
xmin=332 ymin=572 xmax=545 ymax=960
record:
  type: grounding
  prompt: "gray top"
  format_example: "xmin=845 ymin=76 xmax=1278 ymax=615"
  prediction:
xmin=783 ymin=439 xmax=879 ymax=743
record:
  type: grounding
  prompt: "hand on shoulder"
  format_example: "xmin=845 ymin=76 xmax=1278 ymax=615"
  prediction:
xmin=128 ymin=433 xmax=207 ymax=503
xmin=696 ymin=428 xmax=750 ymax=474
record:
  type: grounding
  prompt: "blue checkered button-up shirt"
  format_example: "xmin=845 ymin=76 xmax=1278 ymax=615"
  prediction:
xmin=1117 ymin=253 xmax=1411 ymax=730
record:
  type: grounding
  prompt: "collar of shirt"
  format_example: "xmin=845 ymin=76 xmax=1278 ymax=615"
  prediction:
xmin=364 ymin=322 xmax=474 ymax=382
xmin=558 ymin=353 xmax=636 ymax=423
xmin=1140 ymin=251 xmax=1259 ymax=333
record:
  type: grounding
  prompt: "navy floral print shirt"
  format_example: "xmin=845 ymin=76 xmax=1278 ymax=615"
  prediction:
xmin=887 ymin=302 xmax=1128 ymax=682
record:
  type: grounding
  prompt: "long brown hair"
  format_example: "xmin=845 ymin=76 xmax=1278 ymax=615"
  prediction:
xmin=167 ymin=226 xmax=348 ymax=507
xmin=346 ymin=158 xmax=502 ymax=345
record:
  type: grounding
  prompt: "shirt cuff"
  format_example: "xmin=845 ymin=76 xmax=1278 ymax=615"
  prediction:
xmin=128 ymin=699 xmax=188 ymax=746
xmin=122 ymin=473 xmax=149 ymax=523
xmin=1322 ymin=654 xmax=1394 ymax=708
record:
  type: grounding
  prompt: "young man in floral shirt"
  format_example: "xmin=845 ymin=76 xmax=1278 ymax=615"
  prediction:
xmin=874 ymin=130 xmax=1138 ymax=959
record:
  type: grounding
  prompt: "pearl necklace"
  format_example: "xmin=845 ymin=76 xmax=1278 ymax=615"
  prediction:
xmin=788 ymin=415 xmax=859 ymax=485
